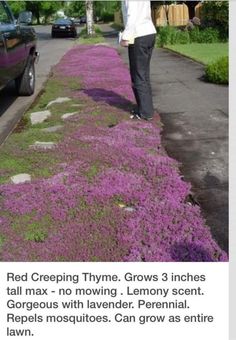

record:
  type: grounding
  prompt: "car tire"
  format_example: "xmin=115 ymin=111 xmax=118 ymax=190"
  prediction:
xmin=15 ymin=55 xmax=35 ymax=96
xmin=51 ymin=32 xmax=56 ymax=38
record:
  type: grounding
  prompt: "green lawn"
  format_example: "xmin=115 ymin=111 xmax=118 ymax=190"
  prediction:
xmin=78 ymin=25 xmax=105 ymax=45
xmin=165 ymin=43 xmax=228 ymax=65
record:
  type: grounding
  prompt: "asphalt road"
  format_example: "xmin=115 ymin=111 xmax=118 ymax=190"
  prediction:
xmin=0 ymin=25 xmax=79 ymax=145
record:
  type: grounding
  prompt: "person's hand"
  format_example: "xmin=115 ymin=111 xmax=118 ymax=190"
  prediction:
xmin=120 ymin=39 xmax=129 ymax=47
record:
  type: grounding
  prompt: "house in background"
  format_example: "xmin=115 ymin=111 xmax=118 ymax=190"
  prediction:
xmin=114 ymin=1 xmax=203 ymax=27
xmin=151 ymin=1 xmax=202 ymax=27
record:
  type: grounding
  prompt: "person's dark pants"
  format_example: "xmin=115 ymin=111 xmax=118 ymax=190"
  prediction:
xmin=128 ymin=33 xmax=156 ymax=119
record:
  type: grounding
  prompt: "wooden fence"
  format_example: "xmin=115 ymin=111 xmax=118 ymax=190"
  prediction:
xmin=114 ymin=3 xmax=203 ymax=27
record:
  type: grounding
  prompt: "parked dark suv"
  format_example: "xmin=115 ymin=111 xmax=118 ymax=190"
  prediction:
xmin=0 ymin=1 xmax=39 ymax=95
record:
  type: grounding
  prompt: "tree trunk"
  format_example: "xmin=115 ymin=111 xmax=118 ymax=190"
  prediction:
xmin=86 ymin=0 xmax=95 ymax=36
xmin=36 ymin=13 xmax=40 ymax=25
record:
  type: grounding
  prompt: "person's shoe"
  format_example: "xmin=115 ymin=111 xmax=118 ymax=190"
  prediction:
xmin=139 ymin=114 xmax=153 ymax=121
xmin=130 ymin=113 xmax=141 ymax=120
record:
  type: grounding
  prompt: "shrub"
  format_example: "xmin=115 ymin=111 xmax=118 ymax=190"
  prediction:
xmin=189 ymin=26 xmax=202 ymax=42
xmin=157 ymin=25 xmax=222 ymax=47
xmin=100 ymin=12 xmax=114 ymax=22
xmin=156 ymin=26 xmax=178 ymax=47
xmin=175 ymin=30 xmax=190 ymax=44
xmin=205 ymin=56 xmax=228 ymax=84
xmin=188 ymin=27 xmax=219 ymax=43
xmin=199 ymin=27 xmax=219 ymax=43
xmin=157 ymin=25 xmax=220 ymax=46
xmin=201 ymin=1 xmax=228 ymax=41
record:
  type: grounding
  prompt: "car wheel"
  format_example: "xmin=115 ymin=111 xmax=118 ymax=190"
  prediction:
xmin=15 ymin=55 xmax=35 ymax=96
xmin=51 ymin=32 xmax=56 ymax=38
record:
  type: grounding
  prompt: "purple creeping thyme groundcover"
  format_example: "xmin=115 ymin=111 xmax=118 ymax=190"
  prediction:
xmin=0 ymin=45 xmax=227 ymax=261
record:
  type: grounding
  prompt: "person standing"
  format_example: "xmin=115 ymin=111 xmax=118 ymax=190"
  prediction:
xmin=121 ymin=0 xmax=156 ymax=121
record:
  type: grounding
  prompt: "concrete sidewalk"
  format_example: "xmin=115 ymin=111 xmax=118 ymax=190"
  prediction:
xmin=101 ymin=25 xmax=228 ymax=252
xmin=151 ymin=48 xmax=228 ymax=253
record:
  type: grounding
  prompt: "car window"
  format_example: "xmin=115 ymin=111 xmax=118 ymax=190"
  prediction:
xmin=0 ymin=2 xmax=12 ymax=25
xmin=55 ymin=19 xmax=72 ymax=25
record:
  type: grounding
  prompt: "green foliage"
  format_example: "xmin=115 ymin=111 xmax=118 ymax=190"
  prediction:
xmin=64 ymin=1 xmax=85 ymax=18
xmin=25 ymin=1 xmax=41 ymax=24
xmin=156 ymin=26 xmax=178 ymax=47
xmin=175 ymin=30 xmax=190 ymax=44
xmin=79 ymin=35 xmax=105 ymax=45
xmin=205 ymin=56 xmax=228 ymax=84
xmin=202 ymin=1 xmax=228 ymax=40
xmin=0 ymin=234 xmax=5 ymax=248
xmin=86 ymin=164 xmax=100 ymax=182
xmin=80 ymin=25 xmax=102 ymax=37
xmin=79 ymin=26 xmax=105 ymax=45
xmin=8 ymin=1 xmax=26 ymax=17
xmin=94 ymin=1 xmax=120 ymax=22
xmin=64 ymin=0 xmax=120 ymax=22
xmin=24 ymin=1 xmax=63 ymax=24
xmin=188 ymin=26 xmax=202 ymax=43
xmin=12 ymin=214 xmax=52 ymax=242
xmin=8 ymin=1 xmax=117 ymax=24
xmin=157 ymin=25 xmax=221 ymax=47
xmin=40 ymin=2 xmax=62 ymax=23
xmin=157 ymin=26 xmax=190 ymax=46
xmin=100 ymin=12 xmax=114 ymax=22
xmin=199 ymin=27 xmax=219 ymax=43
xmin=25 ymin=229 xmax=48 ymax=242
xmin=79 ymin=25 xmax=105 ymax=44
xmin=189 ymin=27 xmax=219 ymax=43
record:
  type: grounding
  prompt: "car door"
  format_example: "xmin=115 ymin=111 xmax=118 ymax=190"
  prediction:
xmin=0 ymin=4 xmax=9 ymax=87
xmin=0 ymin=1 xmax=24 ymax=84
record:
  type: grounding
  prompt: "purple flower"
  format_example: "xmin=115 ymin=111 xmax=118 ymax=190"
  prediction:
xmin=0 ymin=45 xmax=228 ymax=262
